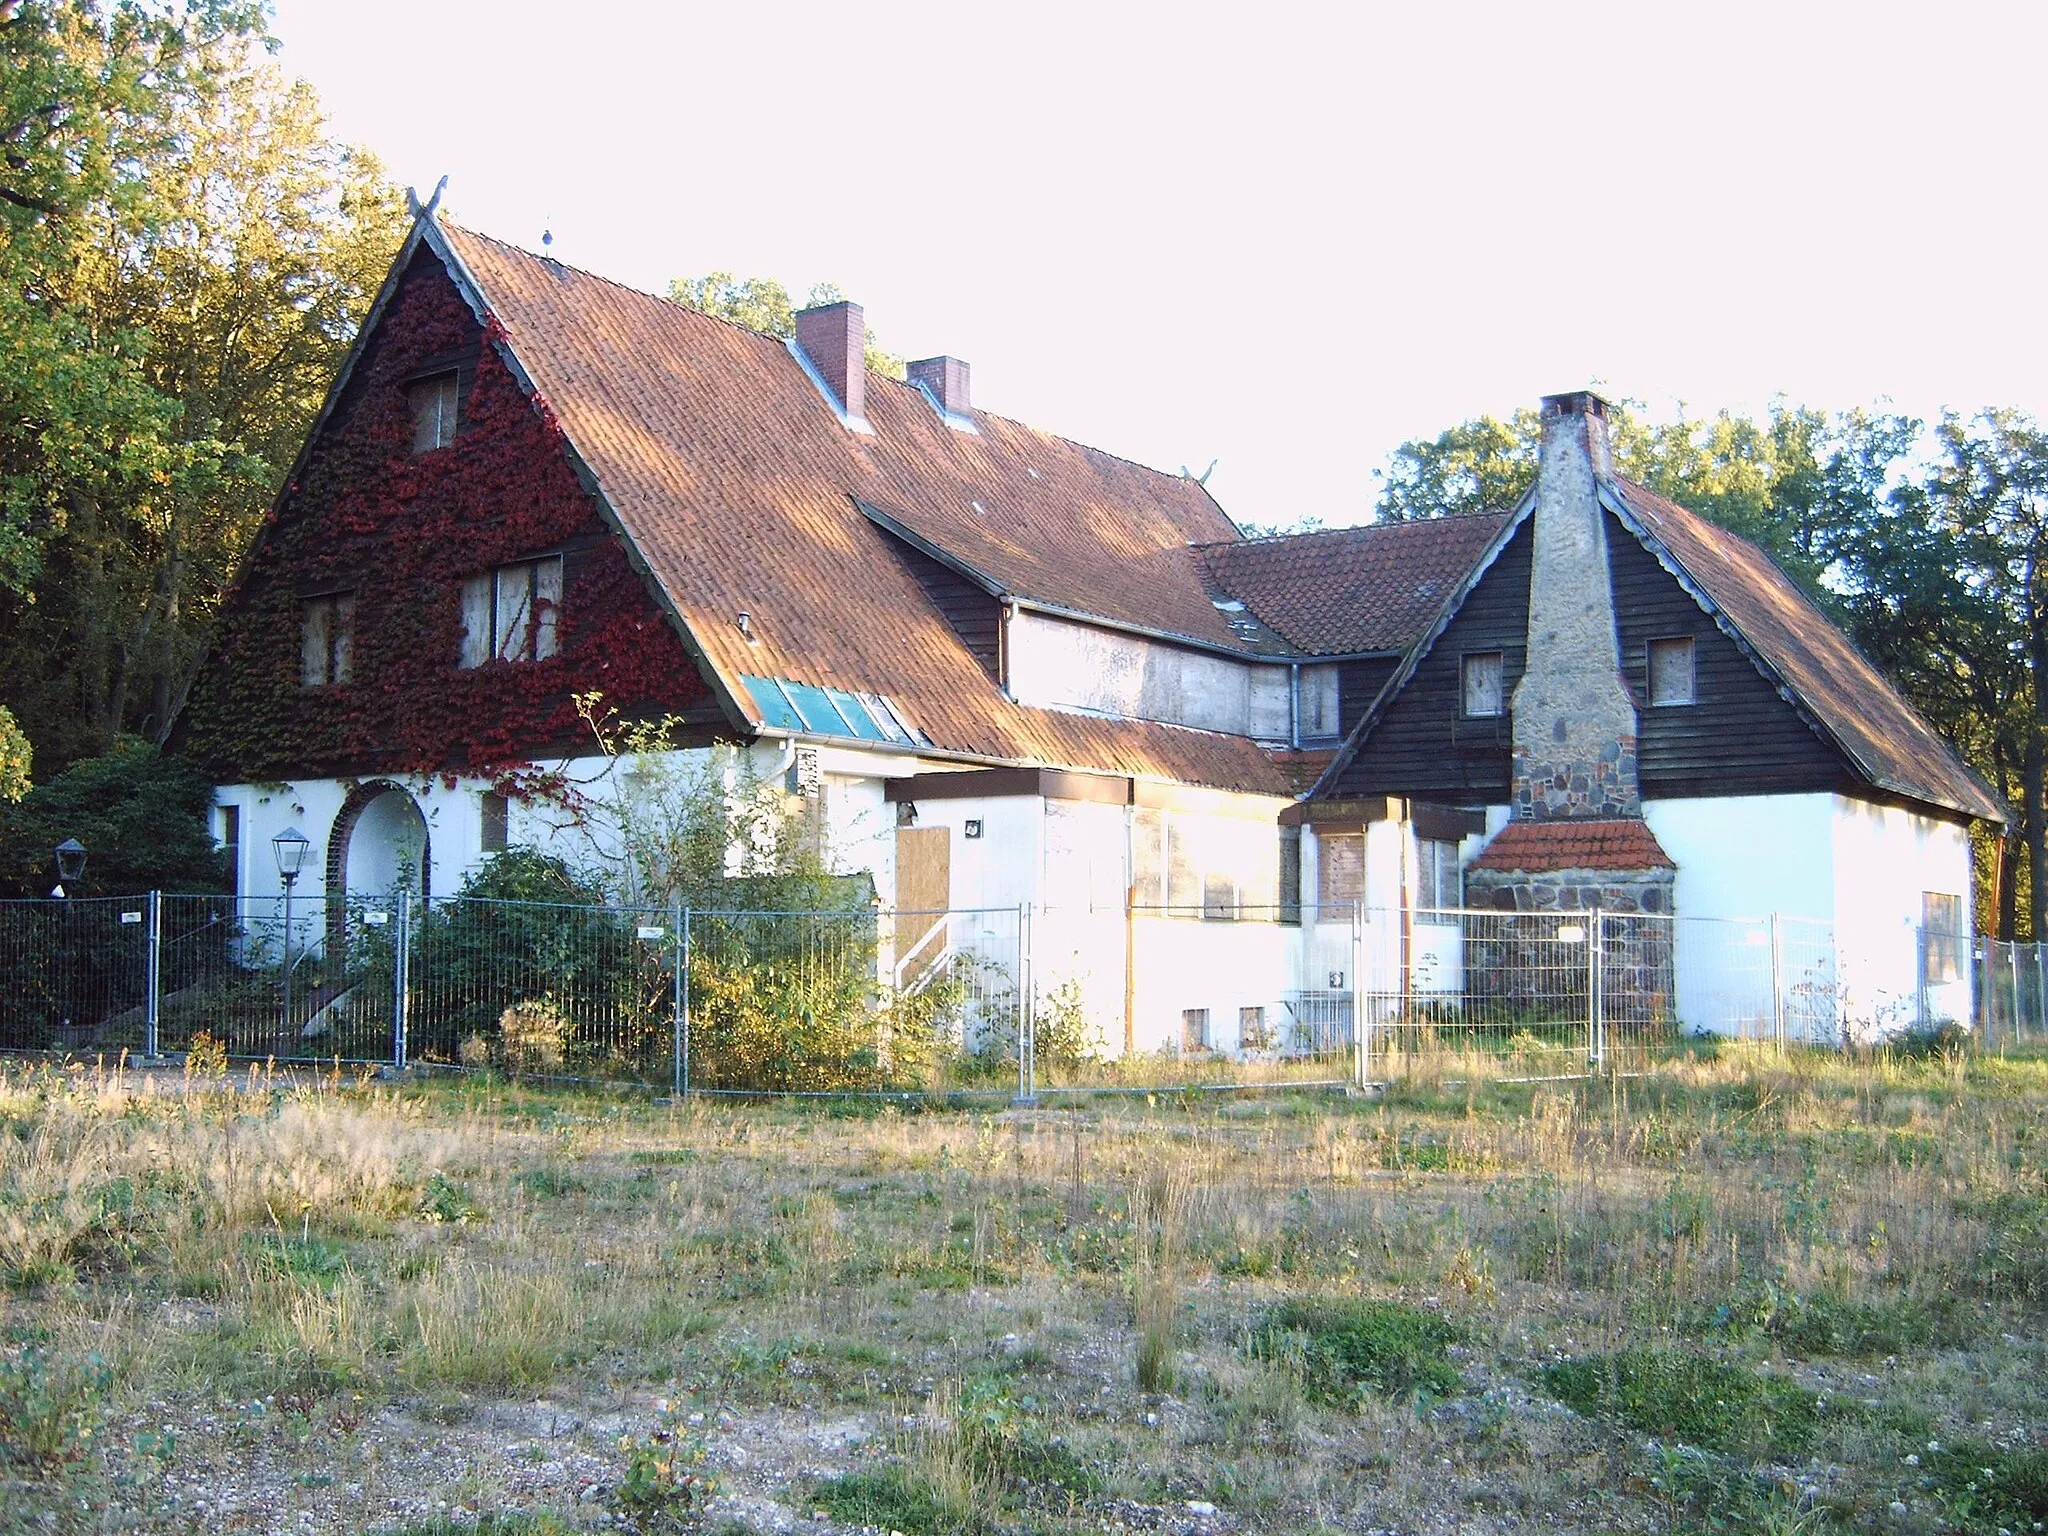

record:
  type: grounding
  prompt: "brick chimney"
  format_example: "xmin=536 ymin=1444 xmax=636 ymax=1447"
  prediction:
xmin=794 ymin=300 xmax=864 ymax=421
xmin=1509 ymin=390 xmax=1641 ymax=820
xmin=908 ymin=355 xmax=971 ymax=417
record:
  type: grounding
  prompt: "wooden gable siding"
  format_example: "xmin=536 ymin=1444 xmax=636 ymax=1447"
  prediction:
xmin=882 ymin=531 xmax=1004 ymax=682
xmin=1607 ymin=511 xmax=1852 ymax=799
xmin=1322 ymin=519 xmax=1532 ymax=802
xmin=1337 ymin=657 xmax=1399 ymax=736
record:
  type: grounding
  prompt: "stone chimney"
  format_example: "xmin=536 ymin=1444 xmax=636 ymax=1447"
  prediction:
xmin=908 ymin=355 xmax=971 ymax=417
xmin=794 ymin=300 xmax=864 ymax=421
xmin=1509 ymin=390 xmax=1641 ymax=820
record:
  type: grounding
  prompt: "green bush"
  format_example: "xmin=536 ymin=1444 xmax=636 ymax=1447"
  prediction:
xmin=1536 ymin=1346 xmax=1829 ymax=1454
xmin=0 ymin=1344 xmax=111 ymax=1469
xmin=0 ymin=738 xmax=225 ymax=898
xmin=1249 ymin=1297 xmax=1461 ymax=1405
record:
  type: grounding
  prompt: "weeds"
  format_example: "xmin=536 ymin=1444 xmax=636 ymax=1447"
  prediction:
xmin=0 ymin=1343 xmax=109 ymax=1467
xmin=1537 ymin=1346 xmax=1830 ymax=1455
xmin=1249 ymin=1297 xmax=1461 ymax=1405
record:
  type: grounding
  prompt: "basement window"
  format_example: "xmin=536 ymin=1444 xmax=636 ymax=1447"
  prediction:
xmin=460 ymin=556 xmax=563 ymax=667
xmin=409 ymin=371 xmax=459 ymax=454
xmin=1240 ymin=1006 xmax=1268 ymax=1049
xmin=1648 ymin=636 xmax=1696 ymax=706
xmin=299 ymin=593 xmax=355 ymax=686
xmin=1181 ymin=1008 xmax=1210 ymax=1053
xmin=1461 ymin=651 xmax=1505 ymax=717
xmin=480 ymin=791 xmax=509 ymax=853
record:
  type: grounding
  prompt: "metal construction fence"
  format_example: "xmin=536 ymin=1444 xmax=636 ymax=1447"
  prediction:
xmin=0 ymin=892 xmax=2018 ymax=1091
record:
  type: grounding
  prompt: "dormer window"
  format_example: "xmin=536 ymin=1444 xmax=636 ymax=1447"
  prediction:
xmin=459 ymin=556 xmax=563 ymax=667
xmin=299 ymin=593 xmax=354 ymax=686
xmin=409 ymin=371 xmax=459 ymax=454
xmin=1647 ymin=636 xmax=1696 ymax=706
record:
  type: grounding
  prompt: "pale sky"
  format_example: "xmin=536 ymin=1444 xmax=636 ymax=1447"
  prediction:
xmin=269 ymin=1 xmax=2048 ymax=531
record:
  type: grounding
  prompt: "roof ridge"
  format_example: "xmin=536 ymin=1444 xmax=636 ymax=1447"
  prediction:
xmin=1191 ymin=508 xmax=1513 ymax=554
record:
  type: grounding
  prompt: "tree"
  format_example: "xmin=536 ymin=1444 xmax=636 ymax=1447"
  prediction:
xmin=667 ymin=271 xmax=906 ymax=380
xmin=0 ymin=737 xmax=225 ymax=897
xmin=0 ymin=5 xmax=405 ymax=772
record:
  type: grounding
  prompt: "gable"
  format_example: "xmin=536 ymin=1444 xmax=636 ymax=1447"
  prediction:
xmin=1317 ymin=517 xmax=1533 ymax=802
xmin=1606 ymin=510 xmax=1853 ymax=800
xmin=183 ymin=246 xmax=718 ymax=781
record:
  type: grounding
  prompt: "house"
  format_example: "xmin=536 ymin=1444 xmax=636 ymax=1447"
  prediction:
xmin=181 ymin=203 xmax=2001 ymax=1054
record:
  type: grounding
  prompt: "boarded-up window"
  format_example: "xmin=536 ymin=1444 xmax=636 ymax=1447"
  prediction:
xmin=1279 ymin=826 xmax=1302 ymax=926
xmin=1317 ymin=830 xmax=1364 ymax=910
xmin=1417 ymin=837 xmax=1461 ymax=914
xmin=1202 ymin=874 xmax=1238 ymax=921
xmin=1922 ymin=892 xmax=1963 ymax=983
xmin=1648 ymin=636 xmax=1696 ymax=706
xmin=299 ymin=593 xmax=354 ymax=686
xmin=1240 ymin=1005 xmax=1268 ymax=1049
xmin=410 ymin=371 xmax=459 ymax=453
xmin=1181 ymin=1008 xmax=1209 ymax=1052
xmin=1167 ymin=816 xmax=1201 ymax=911
xmin=1461 ymin=651 xmax=1504 ymax=717
xmin=219 ymin=804 xmax=240 ymax=899
xmin=459 ymin=556 xmax=563 ymax=667
xmin=1132 ymin=807 xmax=1165 ymax=906
xmin=1300 ymin=664 xmax=1340 ymax=739
xmin=480 ymin=791 xmax=509 ymax=853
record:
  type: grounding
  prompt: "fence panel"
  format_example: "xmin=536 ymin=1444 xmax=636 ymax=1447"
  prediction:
xmin=157 ymin=893 xmax=399 ymax=1063
xmin=0 ymin=896 xmax=151 ymax=1053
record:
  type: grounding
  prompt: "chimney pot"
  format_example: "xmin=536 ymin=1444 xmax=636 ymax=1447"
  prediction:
xmin=794 ymin=300 xmax=865 ymax=422
xmin=908 ymin=355 xmax=972 ymax=418
xmin=1540 ymin=389 xmax=1610 ymax=422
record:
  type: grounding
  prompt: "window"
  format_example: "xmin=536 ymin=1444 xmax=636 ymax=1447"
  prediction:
xmin=1417 ymin=837 xmax=1461 ymax=915
xmin=1181 ymin=1008 xmax=1210 ymax=1053
xmin=1299 ymin=665 xmax=1340 ymax=739
xmin=1648 ymin=636 xmax=1696 ymax=706
xmin=460 ymin=556 xmax=563 ymax=667
xmin=1202 ymin=874 xmax=1238 ymax=922
xmin=299 ymin=593 xmax=354 ymax=686
xmin=219 ymin=805 xmax=240 ymax=899
xmin=1279 ymin=826 xmax=1302 ymax=926
xmin=1239 ymin=1005 xmax=1268 ymax=1049
xmin=480 ymin=791 xmax=509 ymax=853
xmin=1317 ymin=830 xmax=1364 ymax=911
xmin=1462 ymin=651 xmax=1505 ymax=717
xmin=410 ymin=371 xmax=459 ymax=453
xmin=1922 ymin=892 xmax=1963 ymax=984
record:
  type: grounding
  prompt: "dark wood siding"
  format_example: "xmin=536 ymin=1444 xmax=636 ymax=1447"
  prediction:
xmin=1337 ymin=657 xmax=1399 ymax=736
xmin=886 ymin=535 xmax=1003 ymax=682
xmin=1608 ymin=512 xmax=1852 ymax=799
xmin=1324 ymin=518 xmax=1532 ymax=802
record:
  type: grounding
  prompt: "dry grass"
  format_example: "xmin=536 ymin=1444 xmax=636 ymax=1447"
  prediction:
xmin=0 ymin=1042 xmax=2043 ymax=1534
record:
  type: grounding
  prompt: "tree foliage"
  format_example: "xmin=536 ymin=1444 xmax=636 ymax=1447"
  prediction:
xmin=0 ymin=1 xmax=405 ymax=772
xmin=0 ymin=737 xmax=224 ymax=897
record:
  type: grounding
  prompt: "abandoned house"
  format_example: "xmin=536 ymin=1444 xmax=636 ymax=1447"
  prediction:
xmin=181 ymin=206 xmax=2004 ymax=1051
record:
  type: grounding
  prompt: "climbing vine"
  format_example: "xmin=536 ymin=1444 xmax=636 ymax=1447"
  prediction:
xmin=183 ymin=248 xmax=713 ymax=782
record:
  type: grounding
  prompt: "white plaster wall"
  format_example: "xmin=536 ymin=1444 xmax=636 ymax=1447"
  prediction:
xmin=1831 ymin=797 xmax=1973 ymax=1037
xmin=1006 ymin=610 xmax=1290 ymax=741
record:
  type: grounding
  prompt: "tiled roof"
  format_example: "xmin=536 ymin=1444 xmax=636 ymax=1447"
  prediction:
xmin=1469 ymin=818 xmax=1675 ymax=874
xmin=1609 ymin=479 xmax=2007 ymax=825
xmin=431 ymin=221 xmax=1291 ymax=795
xmin=1196 ymin=514 xmax=1510 ymax=655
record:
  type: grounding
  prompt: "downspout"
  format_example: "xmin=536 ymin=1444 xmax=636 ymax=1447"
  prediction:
xmin=1123 ymin=800 xmax=1137 ymax=1056
xmin=1397 ymin=801 xmax=1413 ymax=1020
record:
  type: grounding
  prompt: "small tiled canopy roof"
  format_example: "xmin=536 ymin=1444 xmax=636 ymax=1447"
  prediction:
xmin=1468 ymin=818 xmax=1675 ymax=874
xmin=1195 ymin=514 xmax=1509 ymax=655
xmin=1608 ymin=479 xmax=2006 ymax=825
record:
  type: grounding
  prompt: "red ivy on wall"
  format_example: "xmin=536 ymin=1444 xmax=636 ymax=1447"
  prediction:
xmin=184 ymin=248 xmax=715 ymax=784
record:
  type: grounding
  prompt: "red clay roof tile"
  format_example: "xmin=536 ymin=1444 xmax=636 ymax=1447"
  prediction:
xmin=1469 ymin=818 xmax=1675 ymax=874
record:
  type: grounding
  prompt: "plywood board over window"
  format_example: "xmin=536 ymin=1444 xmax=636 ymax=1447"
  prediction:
xmin=460 ymin=556 xmax=563 ymax=667
xmin=1317 ymin=829 xmax=1364 ymax=912
xmin=895 ymin=826 xmax=951 ymax=989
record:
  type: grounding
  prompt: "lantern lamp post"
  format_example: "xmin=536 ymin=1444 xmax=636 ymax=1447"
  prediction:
xmin=52 ymin=838 xmax=86 ymax=898
xmin=272 ymin=828 xmax=312 ymax=1034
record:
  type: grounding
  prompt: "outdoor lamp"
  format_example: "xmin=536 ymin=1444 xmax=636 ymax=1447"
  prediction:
xmin=53 ymin=838 xmax=87 ymax=885
xmin=271 ymin=827 xmax=312 ymax=883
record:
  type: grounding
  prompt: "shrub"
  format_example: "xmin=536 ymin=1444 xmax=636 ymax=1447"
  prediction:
xmin=0 ymin=738 xmax=226 ymax=898
xmin=0 ymin=1345 xmax=111 ymax=1469
xmin=1249 ymin=1297 xmax=1461 ymax=1405
xmin=1536 ymin=1346 xmax=1828 ymax=1454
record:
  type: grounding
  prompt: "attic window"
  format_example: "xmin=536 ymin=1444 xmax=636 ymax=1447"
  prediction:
xmin=299 ymin=593 xmax=355 ymax=686
xmin=409 ymin=371 xmax=459 ymax=453
xmin=459 ymin=556 xmax=563 ymax=667
xmin=1461 ymin=651 xmax=1505 ymax=718
xmin=1647 ymin=636 xmax=1696 ymax=706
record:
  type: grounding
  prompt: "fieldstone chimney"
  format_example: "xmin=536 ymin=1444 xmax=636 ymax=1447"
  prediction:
xmin=1510 ymin=390 xmax=1641 ymax=820
xmin=794 ymin=300 xmax=864 ymax=421
xmin=908 ymin=355 xmax=971 ymax=417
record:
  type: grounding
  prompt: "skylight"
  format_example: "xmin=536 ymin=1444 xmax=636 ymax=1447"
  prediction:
xmin=741 ymin=675 xmax=927 ymax=748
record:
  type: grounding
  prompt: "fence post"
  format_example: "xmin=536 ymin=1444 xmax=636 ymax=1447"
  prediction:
xmin=142 ymin=891 xmax=162 ymax=1060
xmin=1014 ymin=903 xmax=1036 ymax=1106
xmin=2034 ymin=943 xmax=2044 ymax=1045
xmin=2011 ymin=944 xmax=2022 ymax=1044
xmin=1588 ymin=907 xmax=1604 ymax=1074
xmin=1352 ymin=903 xmax=1369 ymax=1091
xmin=392 ymin=891 xmax=410 ymax=1072
xmin=670 ymin=898 xmax=685 ymax=1098
xmin=1769 ymin=912 xmax=1784 ymax=1052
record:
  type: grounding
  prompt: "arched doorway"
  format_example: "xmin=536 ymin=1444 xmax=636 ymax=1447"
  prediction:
xmin=327 ymin=782 xmax=432 ymax=907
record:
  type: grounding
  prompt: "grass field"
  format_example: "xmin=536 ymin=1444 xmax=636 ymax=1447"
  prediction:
xmin=1 ymin=1043 xmax=2045 ymax=1535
